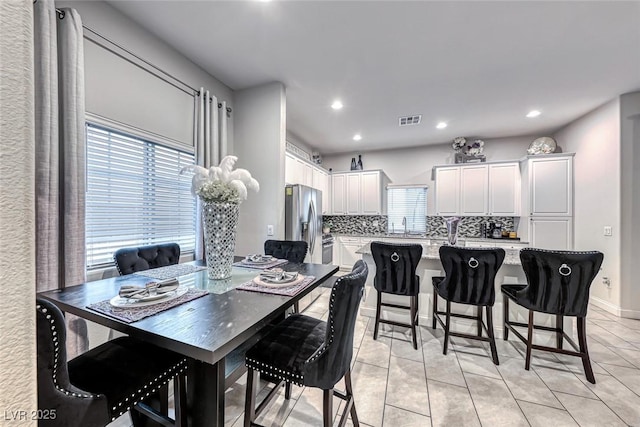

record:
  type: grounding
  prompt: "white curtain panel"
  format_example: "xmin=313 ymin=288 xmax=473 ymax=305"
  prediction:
xmin=193 ymin=89 xmax=228 ymax=259
xmin=34 ymin=0 xmax=87 ymax=357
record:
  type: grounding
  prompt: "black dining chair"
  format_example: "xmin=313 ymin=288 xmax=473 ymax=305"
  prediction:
xmin=371 ymin=241 xmax=423 ymax=349
xmin=36 ymin=298 xmax=188 ymax=427
xmin=243 ymin=260 xmax=368 ymax=427
xmin=432 ymin=246 xmax=505 ymax=364
xmin=264 ymin=239 xmax=309 ymax=313
xmin=113 ymin=243 xmax=181 ymax=276
xmin=264 ymin=239 xmax=308 ymax=263
xmin=502 ymin=248 xmax=604 ymax=383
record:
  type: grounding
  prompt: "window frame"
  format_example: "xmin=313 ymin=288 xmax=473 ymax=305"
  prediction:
xmin=386 ymin=185 xmax=429 ymax=235
xmin=84 ymin=117 xmax=197 ymax=270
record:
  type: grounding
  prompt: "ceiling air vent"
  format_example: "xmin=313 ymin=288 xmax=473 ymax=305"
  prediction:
xmin=399 ymin=115 xmax=422 ymax=126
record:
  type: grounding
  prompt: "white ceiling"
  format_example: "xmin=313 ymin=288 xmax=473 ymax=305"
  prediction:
xmin=109 ymin=1 xmax=640 ymax=154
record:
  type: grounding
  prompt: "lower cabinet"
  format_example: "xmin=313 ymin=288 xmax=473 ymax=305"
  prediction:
xmin=529 ymin=217 xmax=573 ymax=250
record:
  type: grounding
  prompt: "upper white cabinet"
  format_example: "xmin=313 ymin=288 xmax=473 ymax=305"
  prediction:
xmin=488 ymin=163 xmax=521 ymax=216
xmin=331 ymin=170 xmax=390 ymax=215
xmin=460 ymin=165 xmax=489 ymax=215
xmin=312 ymin=166 xmax=330 ymax=214
xmin=331 ymin=173 xmax=347 ymax=214
xmin=525 ymin=155 xmax=573 ymax=216
xmin=434 ymin=167 xmax=460 ymax=215
xmin=434 ymin=162 xmax=520 ymax=216
xmin=286 ymin=152 xmax=330 ymax=212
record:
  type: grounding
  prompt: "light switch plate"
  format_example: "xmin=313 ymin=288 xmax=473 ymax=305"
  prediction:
xmin=267 ymin=225 xmax=274 ymax=236
xmin=604 ymin=226 xmax=612 ymax=236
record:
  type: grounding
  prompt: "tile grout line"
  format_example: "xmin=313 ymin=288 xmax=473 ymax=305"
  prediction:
xmin=450 ymin=330 xmax=484 ymax=427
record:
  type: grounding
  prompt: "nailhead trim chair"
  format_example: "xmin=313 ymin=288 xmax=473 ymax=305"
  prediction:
xmin=433 ymin=246 xmax=505 ymax=365
xmin=502 ymin=248 xmax=604 ymax=383
xmin=36 ymin=298 xmax=188 ymax=426
xmin=113 ymin=243 xmax=181 ymax=276
xmin=264 ymin=239 xmax=308 ymax=264
xmin=264 ymin=239 xmax=309 ymax=313
xmin=243 ymin=260 xmax=368 ymax=427
xmin=371 ymin=241 xmax=423 ymax=349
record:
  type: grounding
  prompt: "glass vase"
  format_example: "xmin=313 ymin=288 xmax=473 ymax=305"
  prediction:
xmin=201 ymin=201 xmax=239 ymax=279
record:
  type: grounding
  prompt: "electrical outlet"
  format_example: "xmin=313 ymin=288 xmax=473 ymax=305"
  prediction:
xmin=602 ymin=276 xmax=611 ymax=288
xmin=267 ymin=225 xmax=274 ymax=236
xmin=604 ymin=226 xmax=612 ymax=236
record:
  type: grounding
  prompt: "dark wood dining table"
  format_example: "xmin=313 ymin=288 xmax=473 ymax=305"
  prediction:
xmin=37 ymin=259 xmax=339 ymax=427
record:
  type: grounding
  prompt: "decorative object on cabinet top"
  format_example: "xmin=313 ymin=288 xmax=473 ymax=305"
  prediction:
xmin=285 ymin=141 xmax=311 ymax=161
xmin=527 ymin=136 xmax=557 ymax=155
xmin=452 ymin=136 xmax=486 ymax=163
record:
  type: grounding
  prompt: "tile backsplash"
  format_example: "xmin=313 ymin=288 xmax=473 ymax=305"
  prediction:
xmin=323 ymin=215 xmax=516 ymax=238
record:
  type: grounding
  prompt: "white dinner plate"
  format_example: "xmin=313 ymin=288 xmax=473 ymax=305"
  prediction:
xmin=109 ymin=287 xmax=188 ymax=308
xmin=253 ymin=274 xmax=305 ymax=288
xmin=243 ymin=255 xmax=275 ymax=265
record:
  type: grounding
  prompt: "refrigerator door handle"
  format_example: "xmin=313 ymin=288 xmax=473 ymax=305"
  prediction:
xmin=309 ymin=200 xmax=317 ymax=255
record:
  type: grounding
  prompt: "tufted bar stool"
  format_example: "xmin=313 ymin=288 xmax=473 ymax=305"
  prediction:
xmin=243 ymin=260 xmax=368 ymax=427
xmin=113 ymin=243 xmax=181 ymax=276
xmin=36 ymin=298 xmax=188 ymax=427
xmin=371 ymin=241 xmax=423 ymax=349
xmin=502 ymin=248 xmax=604 ymax=383
xmin=433 ymin=246 xmax=505 ymax=365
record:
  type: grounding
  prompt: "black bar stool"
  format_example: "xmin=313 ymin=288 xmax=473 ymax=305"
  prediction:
xmin=432 ymin=246 xmax=505 ymax=364
xmin=502 ymin=248 xmax=604 ymax=383
xmin=370 ymin=241 xmax=423 ymax=349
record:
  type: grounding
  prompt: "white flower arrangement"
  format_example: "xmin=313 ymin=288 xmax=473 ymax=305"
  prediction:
xmin=181 ymin=155 xmax=260 ymax=204
xmin=452 ymin=137 xmax=466 ymax=153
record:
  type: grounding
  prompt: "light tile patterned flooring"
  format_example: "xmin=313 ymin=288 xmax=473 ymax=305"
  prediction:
xmin=110 ymin=288 xmax=640 ymax=427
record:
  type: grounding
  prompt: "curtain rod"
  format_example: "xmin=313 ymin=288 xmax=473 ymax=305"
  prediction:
xmin=36 ymin=1 xmax=232 ymax=114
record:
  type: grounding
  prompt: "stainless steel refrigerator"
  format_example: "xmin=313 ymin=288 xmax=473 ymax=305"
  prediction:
xmin=285 ymin=184 xmax=323 ymax=264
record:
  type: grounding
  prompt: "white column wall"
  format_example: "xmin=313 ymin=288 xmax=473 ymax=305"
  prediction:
xmin=0 ymin=0 xmax=37 ymax=423
xmin=619 ymin=92 xmax=640 ymax=318
xmin=233 ymin=82 xmax=287 ymax=256
xmin=554 ymin=99 xmax=622 ymax=315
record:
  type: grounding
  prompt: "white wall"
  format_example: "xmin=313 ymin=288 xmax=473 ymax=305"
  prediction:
xmin=0 ymin=0 xmax=37 ymax=422
xmin=619 ymin=92 xmax=640 ymax=318
xmin=56 ymin=0 xmax=235 ymax=150
xmin=233 ymin=82 xmax=287 ymax=256
xmin=554 ymin=99 xmax=621 ymax=313
xmin=323 ymin=136 xmax=533 ymax=215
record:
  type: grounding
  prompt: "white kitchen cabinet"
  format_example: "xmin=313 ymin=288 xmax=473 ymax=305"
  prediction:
xmin=298 ymin=158 xmax=313 ymax=187
xmin=460 ymin=165 xmax=489 ymax=215
xmin=434 ymin=162 xmax=520 ymax=216
xmin=336 ymin=236 xmax=363 ymax=270
xmin=361 ymin=171 xmax=383 ymax=214
xmin=346 ymin=173 xmax=361 ymax=214
xmin=489 ymin=163 xmax=521 ymax=216
xmin=529 ymin=217 xmax=573 ymax=250
xmin=331 ymin=173 xmax=347 ymax=214
xmin=434 ymin=167 xmax=460 ymax=215
xmin=526 ymin=155 xmax=573 ymax=216
xmin=330 ymin=170 xmax=390 ymax=215
xmin=312 ymin=166 xmax=330 ymax=214
xmin=285 ymin=153 xmax=296 ymax=185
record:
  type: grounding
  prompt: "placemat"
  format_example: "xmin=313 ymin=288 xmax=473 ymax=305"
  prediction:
xmin=87 ymin=288 xmax=209 ymax=323
xmin=237 ymin=275 xmax=316 ymax=297
xmin=232 ymin=258 xmax=288 ymax=270
xmin=133 ymin=264 xmax=207 ymax=280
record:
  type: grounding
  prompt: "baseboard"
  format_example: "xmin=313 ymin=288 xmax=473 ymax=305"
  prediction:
xmin=590 ymin=296 xmax=622 ymax=317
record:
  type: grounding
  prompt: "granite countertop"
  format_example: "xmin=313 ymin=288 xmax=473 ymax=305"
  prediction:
xmin=332 ymin=232 xmax=529 ymax=245
xmin=355 ymin=242 xmax=523 ymax=266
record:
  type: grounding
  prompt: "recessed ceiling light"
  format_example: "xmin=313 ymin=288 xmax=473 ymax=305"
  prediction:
xmin=331 ymin=100 xmax=343 ymax=110
xmin=353 ymin=134 xmax=362 ymax=141
xmin=526 ymin=110 xmax=541 ymax=118
xmin=436 ymin=122 xmax=448 ymax=129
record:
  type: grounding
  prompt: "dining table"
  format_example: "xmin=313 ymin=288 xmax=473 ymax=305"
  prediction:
xmin=37 ymin=258 xmax=339 ymax=427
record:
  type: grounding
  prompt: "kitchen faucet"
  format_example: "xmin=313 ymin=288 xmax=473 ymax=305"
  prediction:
xmin=402 ymin=216 xmax=407 ymax=236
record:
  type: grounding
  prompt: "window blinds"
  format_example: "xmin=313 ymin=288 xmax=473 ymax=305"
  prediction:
xmin=386 ymin=186 xmax=428 ymax=234
xmin=85 ymin=123 xmax=196 ymax=268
